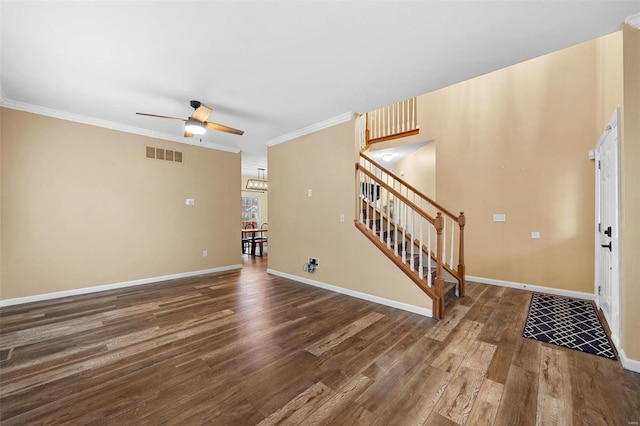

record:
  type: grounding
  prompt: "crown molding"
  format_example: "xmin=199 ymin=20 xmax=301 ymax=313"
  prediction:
xmin=0 ymin=98 xmax=241 ymax=154
xmin=265 ymin=111 xmax=355 ymax=147
xmin=626 ymin=12 xmax=640 ymax=29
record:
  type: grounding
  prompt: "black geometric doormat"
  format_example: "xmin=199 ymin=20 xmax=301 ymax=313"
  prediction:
xmin=523 ymin=293 xmax=617 ymax=360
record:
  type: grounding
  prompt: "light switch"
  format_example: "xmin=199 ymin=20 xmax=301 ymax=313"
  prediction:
xmin=492 ymin=214 xmax=506 ymax=222
xmin=340 ymin=214 xmax=345 ymax=222
xmin=531 ymin=232 xmax=541 ymax=239
xmin=307 ymin=189 xmax=313 ymax=197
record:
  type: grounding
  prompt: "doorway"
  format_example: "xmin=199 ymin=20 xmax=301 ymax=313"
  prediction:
xmin=594 ymin=109 xmax=621 ymax=347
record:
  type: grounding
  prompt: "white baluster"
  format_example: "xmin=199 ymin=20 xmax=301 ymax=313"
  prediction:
xmin=379 ymin=185 xmax=383 ymax=243
xmin=366 ymin=177 xmax=371 ymax=231
xmin=394 ymin=199 xmax=398 ymax=256
xmin=372 ymin=110 xmax=375 ymax=140
xmin=442 ymin=219 xmax=447 ymax=267
xmin=402 ymin=201 xmax=406 ymax=263
xmin=412 ymin=97 xmax=416 ymax=130
xmin=387 ymin=193 xmax=391 ymax=249
xmin=401 ymin=99 xmax=406 ymax=133
xmin=359 ymin=172 xmax=363 ymax=224
xmin=394 ymin=102 xmax=397 ymax=134
xmin=450 ymin=218 xmax=455 ymax=267
xmin=427 ymin=222 xmax=432 ymax=287
xmin=419 ymin=216 xmax=423 ymax=279
xmin=410 ymin=210 xmax=415 ymax=272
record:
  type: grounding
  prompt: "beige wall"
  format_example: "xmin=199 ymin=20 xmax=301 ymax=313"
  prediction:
xmin=268 ymin=120 xmax=432 ymax=311
xmin=621 ymin=24 xmax=640 ymax=361
xmin=393 ymin=142 xmax=436 ymax=199
xmin=0 ymin=108 xmax=241 ymax=300
xmin=413 ymin=39 xmax=599 ymax=293
xmin=595 ymin=32 xmax=624 ymax=133
xmin=241 ymin=175 xmax=268 ymax=226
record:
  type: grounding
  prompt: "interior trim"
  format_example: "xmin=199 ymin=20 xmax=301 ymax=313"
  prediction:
xmin=265 ymin=112 xmax=355 ymax=147
xmin=0 ymin=98 xmax=241 ymax=153
xmin=0 ymin=265 xmax=242 ymax=308
xmin=619 ymin=348 xmax=640 ymax=373
xmin=466 ymin=275 xmax=595 ymax=301
xmin=625 ymin=12 xmax=640 ymax=28
xmin=267 ymin=268 xmax=433 ymax=318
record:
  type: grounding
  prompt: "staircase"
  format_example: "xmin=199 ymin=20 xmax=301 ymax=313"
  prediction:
xmin=355 ymin=107 xmax=465 ymax=319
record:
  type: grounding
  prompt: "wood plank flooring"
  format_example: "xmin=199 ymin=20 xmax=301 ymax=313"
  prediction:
xmin=1 ymin=255 xmax=639 ymax=425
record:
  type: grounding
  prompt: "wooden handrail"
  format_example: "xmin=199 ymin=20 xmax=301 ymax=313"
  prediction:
xmin=367 ymin=128 xmax=420 ymax=146
xmin=359 ymin=152 xmax=459 ymax=222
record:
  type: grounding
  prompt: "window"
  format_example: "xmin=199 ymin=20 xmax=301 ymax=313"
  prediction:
xmin=241 ymin=195 xmax=261 ymax=226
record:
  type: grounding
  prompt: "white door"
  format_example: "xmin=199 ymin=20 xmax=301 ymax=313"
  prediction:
xmin=595 ymin=109 xmax=620 ymax=346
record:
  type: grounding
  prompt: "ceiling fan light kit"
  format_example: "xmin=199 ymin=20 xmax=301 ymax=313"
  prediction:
xmin=184 ymin=118 xmax=206 ymax=135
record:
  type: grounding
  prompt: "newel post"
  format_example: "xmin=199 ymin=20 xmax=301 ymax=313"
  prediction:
xmin=434 ymin=212 xmax=445 ymax=319
xmin=457 ymin=212 xmax=466 ymax=297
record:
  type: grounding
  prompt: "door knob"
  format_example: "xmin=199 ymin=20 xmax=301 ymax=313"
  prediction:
xmin=604 ymin=226 xmax=612 ymax=237
xmin=600 ymin=242 xmax=612 ymax=251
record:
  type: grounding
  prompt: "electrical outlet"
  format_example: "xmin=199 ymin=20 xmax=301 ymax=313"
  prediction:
xmin=307 ymin=189 xmax=313 ymax=197
xmin=202 ymin=250 xmax=208 ymax=257
xmin=531 ymin=232 xmax=541 ymax=239
xmin=308 ymin=257 xmax=319 ymax=267
xmin=186 ymin=198 xmax=195 ymax=206
xmin=340 ymin=214 xmax=345 ymax=222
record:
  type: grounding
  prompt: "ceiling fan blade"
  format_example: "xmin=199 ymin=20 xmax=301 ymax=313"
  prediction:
xmin=184 ymin=130 xmax=194 ymax=137
xmin=205 ymin=121 xmax=244 ymax=135
xmin=136 ymin=112 xmax=186 ymax=122
xmin=191 ymin=105 xmax=212 ymax=123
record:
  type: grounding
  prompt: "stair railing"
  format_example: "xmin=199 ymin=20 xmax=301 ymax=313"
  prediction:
xmin=356 ymin=164 xmax=445 ymax=317
xmin=362 ymin=97 xmax=420 ymax=147
xmin=355 ymin=152 xmax=466 ymax=316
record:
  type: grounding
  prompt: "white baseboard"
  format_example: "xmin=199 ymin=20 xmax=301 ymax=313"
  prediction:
xmin=466 ymin=275 xmax=595 ymax=301
xmin=267 ymin=268 xmax=433 ymax=318
xmin=0 ymin=265 xmax=242 ymax=308
xmin=619 ymin=348 xmax=640 ymax=373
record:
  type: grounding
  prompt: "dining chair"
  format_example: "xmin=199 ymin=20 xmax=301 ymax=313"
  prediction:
xmin=242 ymin=223 xmax=254 ymax=254
xmin=255 ymin=223 xmax=268 ymax=256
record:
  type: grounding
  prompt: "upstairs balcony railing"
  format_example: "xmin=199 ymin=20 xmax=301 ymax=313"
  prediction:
xmin=363 ymin=97 xmax=419 ymax=147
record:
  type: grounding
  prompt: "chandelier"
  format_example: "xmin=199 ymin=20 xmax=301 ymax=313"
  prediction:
xmin=246 ymin=168 xmax=268 ymax=191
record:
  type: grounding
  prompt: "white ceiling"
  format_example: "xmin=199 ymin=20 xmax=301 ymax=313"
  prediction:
xmin=1 ymin=1 xmax=638 ymax=176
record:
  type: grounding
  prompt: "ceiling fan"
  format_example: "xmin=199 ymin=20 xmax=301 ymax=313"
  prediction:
xmin=136 ymin=100 xmax=244 ymax=137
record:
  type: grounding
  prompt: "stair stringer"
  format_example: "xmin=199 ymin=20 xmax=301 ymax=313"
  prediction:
xmin=354 ymin=221 xmax=445 ymax=319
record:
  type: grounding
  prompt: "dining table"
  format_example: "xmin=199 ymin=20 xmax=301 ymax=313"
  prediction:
xmin=241 ymin=228 xmax=268 ymax=256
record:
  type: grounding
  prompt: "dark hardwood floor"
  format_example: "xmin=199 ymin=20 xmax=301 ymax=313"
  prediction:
xmin=1 ymin=255 xmax=639 ymax=425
